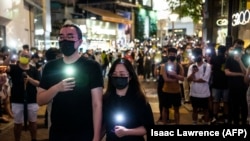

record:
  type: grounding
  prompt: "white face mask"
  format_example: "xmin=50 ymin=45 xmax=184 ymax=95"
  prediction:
xmin=0 ymin=60 xmax=4 ymax=64
xmin=186 ymin=49 xmax=192 ymax=53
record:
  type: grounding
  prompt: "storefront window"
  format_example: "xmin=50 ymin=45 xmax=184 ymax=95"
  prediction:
xmin=0 ymin=25 xmax=6 ymax=47
xmin=34 ymin=7 xmax=44 ymax=50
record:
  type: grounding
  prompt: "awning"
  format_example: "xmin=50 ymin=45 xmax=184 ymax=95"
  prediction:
xmin=79 ymin=5 xmax=132 ymax=24
xmin=0 ymin=16 xmax=11 ymax=25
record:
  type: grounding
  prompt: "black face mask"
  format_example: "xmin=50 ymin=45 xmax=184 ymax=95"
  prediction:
xmin=59 ymin=40 xmax=76 ymax=56
xmin=195 ymin=56 xmax=202 ymax=62
xmin=168 ymin=56 xmax=176 ymax=62
xmin=162 ymin=56 xmax=168 ymax=63
xmin=111 ymin=77 xmax=129 ymax=90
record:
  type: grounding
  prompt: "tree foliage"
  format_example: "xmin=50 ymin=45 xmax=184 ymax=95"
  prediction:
xmin=167 ymin=0 xmax=203 ymax=23
xmin=134 ymin=9 xmax=145 ymax=42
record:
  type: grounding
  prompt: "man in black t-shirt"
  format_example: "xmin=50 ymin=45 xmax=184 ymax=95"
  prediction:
xmin=225 ymin=46 xmax=248 ymax=125
xmin=5 ymin=50 xmax=40 ymax=141
xmin=37 ymin=24 xmax=103 ymax=141
xmin=210 ymin=46 xmax=229 ymax=124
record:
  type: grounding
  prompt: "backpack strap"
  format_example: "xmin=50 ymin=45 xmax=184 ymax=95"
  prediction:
xmin=203 ymin=63 xmax=207 ymax=76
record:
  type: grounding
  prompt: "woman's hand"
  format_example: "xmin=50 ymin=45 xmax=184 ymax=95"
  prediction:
xmin=114 ymin=125 xmax=128 ymax=138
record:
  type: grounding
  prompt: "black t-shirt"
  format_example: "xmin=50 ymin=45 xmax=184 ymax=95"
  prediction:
xmin=8 ymin=64 xmax=40 ymax=103
xmin=39 ymin=57 xmax=103 ymax=135
xmin=103 ymin=88 xmax=154 ymax=141
xmin=224 ymin=57 xmax=247 ymax=89
xmin=36 ymin=59 xmax=45 ymax=69
xmin=210 ymin=55 xmax=228 ymax=89
xmin=241 ymin=54 xmax=250 ymax=68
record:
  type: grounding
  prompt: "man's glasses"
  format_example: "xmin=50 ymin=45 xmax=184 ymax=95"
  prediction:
xmin=58 ymin=34 xmax=77 ymax=41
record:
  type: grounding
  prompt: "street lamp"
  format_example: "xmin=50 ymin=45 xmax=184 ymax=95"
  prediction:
xmin=169 ymin=13 xmax=179 ymax=37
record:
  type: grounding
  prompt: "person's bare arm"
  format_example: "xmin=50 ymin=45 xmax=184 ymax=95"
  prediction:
xmin=225 ymin=69 xmax=244 ymax=77
xmin=114 ymin=125 xmax=146 ymax=137
xmin=37 ymin=78 xmax=75 ymax=105
xmin=26 ymin=75 xmax=40 ymax=87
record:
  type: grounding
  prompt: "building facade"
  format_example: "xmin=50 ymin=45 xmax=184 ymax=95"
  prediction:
xmin=0 ymin=0 xmax=51 ymax=51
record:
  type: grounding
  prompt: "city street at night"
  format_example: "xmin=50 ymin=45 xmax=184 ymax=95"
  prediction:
xmin=0 ymin=78 xmax=193 ymax=141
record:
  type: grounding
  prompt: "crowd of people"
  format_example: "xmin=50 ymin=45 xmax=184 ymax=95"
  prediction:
xmin=0 ymin=23 xmax=155 ymax=141
xmin=0 ymin=22 xmax=250 ymax=141
xmin=153 ymin=38 xmax=250 ymax=125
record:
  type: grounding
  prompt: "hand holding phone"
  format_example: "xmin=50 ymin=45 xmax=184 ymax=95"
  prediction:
xmin=60 ymin=77 xmax=75 ymax=92
xmin=192 ymin=65 xmax=198 ymax=73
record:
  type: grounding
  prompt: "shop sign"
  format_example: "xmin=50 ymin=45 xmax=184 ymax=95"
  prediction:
xmin=232 ymin=9 xmax=250 ymax=26
xmin=216 ymin=19 xmax=228 ymax=26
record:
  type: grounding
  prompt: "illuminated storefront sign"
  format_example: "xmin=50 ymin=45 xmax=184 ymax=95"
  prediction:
xmin=232 ymin=9 xmax=250 ymax=26
xmin=216 ymin=19 xmax=228 ymax=26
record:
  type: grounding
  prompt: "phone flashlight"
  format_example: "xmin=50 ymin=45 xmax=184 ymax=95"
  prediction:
xmin=64 ymin=66 xmax=75 ymax=76
xmin=167 ymin=66 xmax=172 ymax=71
xmin=188 ymin=52 xmax=192 ymax=57
xmin=11 ymin=54 xmax=17 ymax=60
xmin=114 ymin=112 xmax=125 ymax=124
xmin=206 ymin=49 xmax=211 ymax=53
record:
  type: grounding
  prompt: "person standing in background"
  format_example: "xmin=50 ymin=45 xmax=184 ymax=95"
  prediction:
xmin=161 ymin=47 xmax=184 ymax=125
xmin=154 ymin=50 xmax=168 ymax=123
xmin=4 ymin=50 xmax=40 ymax=141
xmin=210 ymin=45 xmax=229 ymax=124
xmin=187 ymin=48 xmax=211 ymax=125
xmin=225 ymin=45 xmax=248 ymax=125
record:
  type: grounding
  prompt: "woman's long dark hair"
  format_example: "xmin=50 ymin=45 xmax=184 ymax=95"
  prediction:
xmin=104 ymin=58 xmax=147 ymax=103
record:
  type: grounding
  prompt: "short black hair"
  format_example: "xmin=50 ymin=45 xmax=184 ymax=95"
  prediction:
xmin=192 ymin=48 xmax=202 ymax=56
xmin=61 ymin=24 xmax=82 ymax=39
xmin=0 ymin=46 xmax=10 ymax=53
xmin=22 ymin=44 xmax=29 ymax=51
xmin=32 ymin=53 xmax=39 ymax=59
xmin=218 ymin=45 xmax=227 ymax=54
xmin=45 ymin=48 xmax=61 ymax=61
xmin=168 ymin=47 xmax=177 ymax=54
xmin=233 ymin=39 xmax=244 ymax=46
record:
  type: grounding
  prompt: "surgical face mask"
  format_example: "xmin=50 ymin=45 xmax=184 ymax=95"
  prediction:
xmin=59 ymin=40 xmax=76 ymax=56
xmin=0 ymin=60 xmax=4 ymax=64
xmin=186 ymin=49 xmax=192 ymax=53
xmin=19 ymin=57 xmax=29 ymax=64
xmin=111 ymin=77 xmax=129 ymax=90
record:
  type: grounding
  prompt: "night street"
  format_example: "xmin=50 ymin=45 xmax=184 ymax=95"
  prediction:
xmin=0 ymin=78 xmax=193 ymax=141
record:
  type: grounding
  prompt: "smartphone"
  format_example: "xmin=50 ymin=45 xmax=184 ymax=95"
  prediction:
xmin=167 ymin=66 xmax=173 ymax=71
xmin=11 ymin=54 xmax=17 ymax=60
xmin=66 ymin=77 xmax=75 ymax=83
xmin=192 ymin=65 xmax=198 ymax=71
